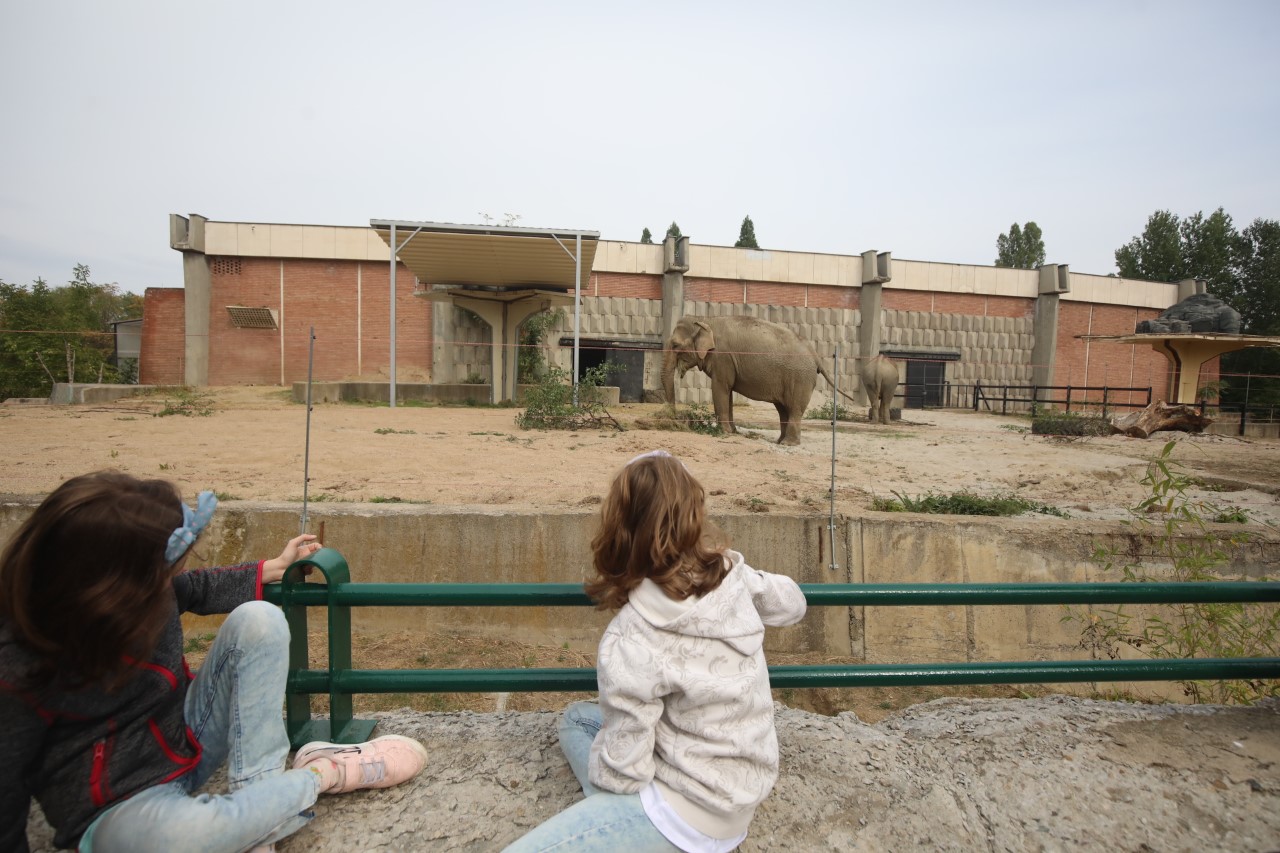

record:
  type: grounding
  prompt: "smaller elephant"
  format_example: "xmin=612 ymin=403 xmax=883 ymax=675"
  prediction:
xmin=860 ymin=355 xmax=899 ymax=425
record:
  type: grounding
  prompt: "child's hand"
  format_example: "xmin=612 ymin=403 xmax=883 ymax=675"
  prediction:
xmin=262 ymin=534 xmax=322 ymax=584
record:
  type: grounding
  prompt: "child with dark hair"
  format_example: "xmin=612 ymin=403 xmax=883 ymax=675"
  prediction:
xmin=0 ymin=470 xmax=428 ymax=853
xmin=505 ymin=450 xmax=807 ymax=852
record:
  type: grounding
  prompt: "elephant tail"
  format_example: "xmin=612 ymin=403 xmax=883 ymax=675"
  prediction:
xmin=815 ymin=359 xmax=862 ymax=405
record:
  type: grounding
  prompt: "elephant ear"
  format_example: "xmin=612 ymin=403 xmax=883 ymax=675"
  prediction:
xmin=693 ymin=321 xmax=716 ymax=361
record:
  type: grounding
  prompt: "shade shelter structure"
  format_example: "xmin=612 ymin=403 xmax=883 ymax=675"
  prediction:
xmin=371 ymin=220 xmax=600 ymax=406
xmin=1081 ymin=333 xmax=1280 ymax=404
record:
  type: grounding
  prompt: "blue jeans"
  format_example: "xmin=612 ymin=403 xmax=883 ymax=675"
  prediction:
xmin=79 ymin=601 xmax=321 ymax=853
xmin=502 ymin=701 xmax=680 ymax=853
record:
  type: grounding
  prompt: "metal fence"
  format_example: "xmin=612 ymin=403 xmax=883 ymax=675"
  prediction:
xmin=263 ymin=548 xmax=1280 ymax=747
xmin=971 ymin=382 xmax=1153 ymax=416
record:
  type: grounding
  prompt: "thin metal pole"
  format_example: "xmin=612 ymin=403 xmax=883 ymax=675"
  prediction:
xmin=828 ymin=344 xmax=840 ymax=572
xmin=573 ymin=233 xmax=582 ymax=406
xmin=389 ymin=225 xmax=396 ymax=409
xmin=301 ymin=326 xmax=315 ymax=535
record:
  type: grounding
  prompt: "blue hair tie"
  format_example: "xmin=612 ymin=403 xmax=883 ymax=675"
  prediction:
xmin=165 ymin=490 xmax=218 ymax=565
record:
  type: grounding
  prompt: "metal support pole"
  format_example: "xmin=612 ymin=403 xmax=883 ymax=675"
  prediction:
xmin=828 ymin=345 xmax=840 ymax=572
xmin=573 ymin=234 xmax=582 ymax=406
xmin=301 ymin=326 xmax=315 ymax=535
xmin=389 ymin=225 xmax=396 ymax=409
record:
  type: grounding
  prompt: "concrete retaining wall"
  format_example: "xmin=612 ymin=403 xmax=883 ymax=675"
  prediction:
xmin=3 ymin=501 xmax=1276 ymax=692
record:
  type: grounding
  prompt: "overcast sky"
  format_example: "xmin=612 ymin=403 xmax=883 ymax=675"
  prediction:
xmin=1 ymin=1 xmax=1277 ymax=294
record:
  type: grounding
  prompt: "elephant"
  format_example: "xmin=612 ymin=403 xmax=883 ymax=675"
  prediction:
xmin=860 ymin=354 xmax=899 ymax=425
xmin=662 ymin=315 xmax=858 ymax=446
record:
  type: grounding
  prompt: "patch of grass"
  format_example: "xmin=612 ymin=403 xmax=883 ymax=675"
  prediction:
xmin=999 ymin=423 xmax=1029 ymax=433
xmin=214 ymin=491 xmax=239 ymax=501
xmin=1213 ymin=506 xmax=1252 ymax=524
xmin=115 ymin=416 xmax=137 ymax=421
xmin=183 ymin=633 xmax=216 ymax=654
xmin=871 ymin=490 xmax=1069 ymax=518
xmin=158 ymin=462 xmax=173 ymax=471
xmin=155 ymin=387 xmax=215 ymax=417
xmin=109 ymin=449 xmax=119 ymax=459
xmin=805 ymin=400 xmax=857 ymax=422
xmin=374 ymin=427 xmax=417 ymax=435
xmin=368 ymin=495 xmax=431 ymax=504
xmin=460 ymin=372 xmax=489 ymax=385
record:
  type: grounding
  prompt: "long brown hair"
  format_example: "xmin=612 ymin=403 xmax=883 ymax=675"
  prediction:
xmin=586 ymin=452 xmax=728 ymax=610
xmin=0 ymin=471 xmax=184 ymax=688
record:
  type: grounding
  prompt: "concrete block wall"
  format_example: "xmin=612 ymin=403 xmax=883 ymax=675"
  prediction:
xmin=449 ymin=306 xmax=493 ymax=382
xmin=882 ymin=308 xmax=1035 ymax=386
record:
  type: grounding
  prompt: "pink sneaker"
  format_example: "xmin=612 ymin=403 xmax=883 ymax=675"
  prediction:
xmin=292 ymin=734 xmax=428 ymax=794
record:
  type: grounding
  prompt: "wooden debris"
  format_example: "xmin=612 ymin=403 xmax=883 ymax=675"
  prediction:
xmin=1110 ymin=401 xmax=1213 ymax=439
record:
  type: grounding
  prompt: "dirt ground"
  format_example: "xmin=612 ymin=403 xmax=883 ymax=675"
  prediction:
xmin=3 ymin=385 xmax=1278 ymax=525
xmin=5 ymin=385 xmax=1278 ymax=724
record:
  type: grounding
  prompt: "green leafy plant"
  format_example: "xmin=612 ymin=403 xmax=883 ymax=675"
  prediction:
xmin=460 ymin=372 xmax=489 ymax=385
xmin=517 ymin=308 xmax=566 ymax=384
xmin=870 ymin=490 xmax=1068 ymax=518
xmin=154 ymin=387 xmax=214 ymax=417
xmin=373 ymin=427 xmax=416 ymax=435
xmin=1065 ymin=441 xmax=1278 ymax=704
xmin=1030 ymin=409 xmax=1111 ymax=437
xmin=805 ymin=399 xmax=855 ymax=422
xmin=515 ymin=364 xmax=622 ymax=431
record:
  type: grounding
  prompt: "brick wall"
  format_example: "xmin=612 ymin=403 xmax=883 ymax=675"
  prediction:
xmin=140 ymin=288 xmax=185 ymax=384
xmin=593 ymin=272 xmax=661 ymax=300
xmin=885 ymin=291 xmax=1034 ymax=318
xmin=1054 ymin=303 xmax=1170 ymax=407
xmin=204 ymin=257 xmax=431 ymax=385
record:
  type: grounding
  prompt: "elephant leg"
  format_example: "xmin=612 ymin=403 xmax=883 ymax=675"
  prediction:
xmin=712 ymin=384 xmax=736 ymax=434
xmin=774 ymin=402 xmax=800 ymax=446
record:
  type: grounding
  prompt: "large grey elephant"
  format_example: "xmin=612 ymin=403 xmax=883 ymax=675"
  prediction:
xmin=662 ymin=315 xmax=857 ymax=446
xmin=860 ymin=354 xmax=899 ymax=425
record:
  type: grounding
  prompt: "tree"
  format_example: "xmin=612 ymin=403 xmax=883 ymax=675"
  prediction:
xmin=640 ymin=227 xmax=653 ymax=244
xmin=1115 ymin=209 xmax=1280 ymax=406
xmin=0 ymin=266 xmax=140 ymax=400
xmin=665 ymin=222 xmax=682 ymax=240
xmin=734 ymin=216 xmax=759 ymax=249
xmin=1115 ymin=208 xmax=1243 ymax=293
xmin=994 ymin=221 xmax=1046 ymax=269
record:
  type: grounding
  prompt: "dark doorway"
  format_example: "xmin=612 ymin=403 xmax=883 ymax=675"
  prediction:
xmin=905 ymin=360 xmax=946 ymax=409
xmin=563 ymin=338 xmax=657 ymax=404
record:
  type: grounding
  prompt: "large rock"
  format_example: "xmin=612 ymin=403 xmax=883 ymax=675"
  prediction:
xmin=1137 ymin=292 xmax=1242 ymax=334
xmin=29 ymin=697 xmax=1280 ymax=851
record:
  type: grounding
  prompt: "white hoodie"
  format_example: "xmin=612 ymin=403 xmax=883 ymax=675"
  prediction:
xmin=588 ymin=550 xmax=808 ymax=841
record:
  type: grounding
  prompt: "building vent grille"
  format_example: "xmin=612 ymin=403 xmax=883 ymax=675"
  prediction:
xmin=225 ymin=306 xmax=279 ymax=330
xmin=212 ymin=257 xmax=242 ymax=276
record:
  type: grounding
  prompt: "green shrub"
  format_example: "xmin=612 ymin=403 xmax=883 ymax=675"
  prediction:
xmin=1064 ymin=441 xmax=1278 ymax=704
xmin=154 ymin=387 xmax=214 ymax=417
xmin=1031 ymin=409 xmax=1111 ymax=436
xmin=871 ymin=490 xmax=1068 ymax=518
xmin=515 ymin=363 xmax=622 ymax=431
xmin=806 ymin=400 xmax=856 ymax=422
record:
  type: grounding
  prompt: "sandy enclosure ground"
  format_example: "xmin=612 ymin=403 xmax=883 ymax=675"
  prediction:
xmin=1 ymin=385 xmax=1278 ymax=527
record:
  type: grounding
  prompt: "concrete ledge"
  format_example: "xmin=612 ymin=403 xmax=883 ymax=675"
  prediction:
xmin=290 ymin=382 xmax=621 ymax=406
xmin=48 ymin=383 xmax=147 ymax=405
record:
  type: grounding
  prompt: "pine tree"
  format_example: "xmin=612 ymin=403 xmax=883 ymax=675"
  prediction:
xmin=640 ymin=227 xmax=653 ymax=244
xmin=666 ymin=222 xmax=682 ymax=240
xmin=734 ymin=216 xmax=760 ymax=249
xmin=995 ymin=222 xmax=1046 ymax=269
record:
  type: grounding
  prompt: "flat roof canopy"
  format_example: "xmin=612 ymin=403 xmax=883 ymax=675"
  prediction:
xmin=370 ymin=219 xmax=599 ymax=288
xmin=1081 ymin=332 xmax=1280 ymax=404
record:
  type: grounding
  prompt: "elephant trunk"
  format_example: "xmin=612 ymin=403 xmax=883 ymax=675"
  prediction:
xmin=662 ymin=349 xmax=678 ymax=405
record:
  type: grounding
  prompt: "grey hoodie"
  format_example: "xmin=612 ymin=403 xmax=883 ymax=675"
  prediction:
xmin=589 ymin=550 xmax=807 ymax=840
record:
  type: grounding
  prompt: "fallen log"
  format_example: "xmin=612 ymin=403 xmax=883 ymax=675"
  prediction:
xmin=1110 ymin=401 xmax=1213 ymax=438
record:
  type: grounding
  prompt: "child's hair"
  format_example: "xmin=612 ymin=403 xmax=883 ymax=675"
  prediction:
xmin=0 ymin=470 xmax=185 ymax=689
xmin=586 ymin=451 xmax=728 ymax=610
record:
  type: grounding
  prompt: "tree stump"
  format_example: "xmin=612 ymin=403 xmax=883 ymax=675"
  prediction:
xmin=1110 ymin=401 xmax=1213 ymax=438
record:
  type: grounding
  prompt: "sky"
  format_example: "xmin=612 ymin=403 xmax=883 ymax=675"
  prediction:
xmin=1 ymin=1 xmax=1277 ymax=294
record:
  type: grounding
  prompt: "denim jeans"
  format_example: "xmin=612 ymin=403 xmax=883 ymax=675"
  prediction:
xmin=79 ymin=601 xmax=321 ymax=853
xmin=502 ymin=701 xmax=680 ymax=853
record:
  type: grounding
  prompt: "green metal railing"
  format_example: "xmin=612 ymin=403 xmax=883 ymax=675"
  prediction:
xmin=266 ymin=548 xmax=1280 ymax=747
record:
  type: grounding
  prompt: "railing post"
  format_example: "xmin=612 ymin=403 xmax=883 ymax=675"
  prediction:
xmin=1102 ymin=387 xmax=1109 ymax=419
xmin=281 ymin=548 xmax=376 ymax=748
